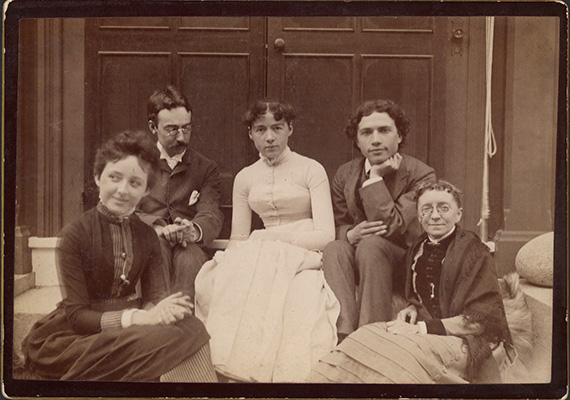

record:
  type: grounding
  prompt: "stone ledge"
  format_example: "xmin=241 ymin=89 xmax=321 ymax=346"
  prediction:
xmin=28 ymin=237 xmax=58 ymax=248
xmin=14 ymin=273 xmax=35 ymax=297
xmin=29 ymin=236 xmax=229 ymax=249
xmin=14 ymin=286 xmax=62 ymax=315
xmin=520 ymin=279 xmax=553 ymax=307
xmin=28 ymin=237 xmax=59 ymax=287
xmin=13 ymin=286 xmax=62 ymax=363
xmin=520 ymin=279 xmax=552 ymax=383
xmin=22 ymin=236 xmax=230 ymax=298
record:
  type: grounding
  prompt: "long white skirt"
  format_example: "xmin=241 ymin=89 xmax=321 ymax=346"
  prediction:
xmin=195 ymin=238 xmax=340 ymax=382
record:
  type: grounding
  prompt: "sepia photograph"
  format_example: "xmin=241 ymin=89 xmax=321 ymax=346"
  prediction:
xmin=2 ymin=1 xmax=567 ymax=398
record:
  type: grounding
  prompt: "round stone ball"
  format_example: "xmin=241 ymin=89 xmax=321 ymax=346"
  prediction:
xmin=515 ymin=232 xmax=554 ymax=287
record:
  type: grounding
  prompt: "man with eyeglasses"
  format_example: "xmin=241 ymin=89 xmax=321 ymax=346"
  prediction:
xmin=136 ymin=85 xmax=223 ymax=302
xmin=322 ymin=99 xmax=436 ymax=342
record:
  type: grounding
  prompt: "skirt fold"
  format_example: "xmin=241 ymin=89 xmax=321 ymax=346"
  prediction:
xmin=308 ymin=322 xmax=469 ymax=384
xmin=23 ymin=306 xmax=210 ymax=381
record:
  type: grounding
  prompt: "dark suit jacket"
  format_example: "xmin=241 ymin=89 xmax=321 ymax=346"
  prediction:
xmin=136 ymin=146 xmax=224 ymax=245
xmin=331 ymin=154 xmax=436 ymax=249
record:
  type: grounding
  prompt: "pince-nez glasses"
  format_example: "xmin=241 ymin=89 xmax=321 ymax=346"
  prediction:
xmin=164 ymin=126 xmax=192 ymax=136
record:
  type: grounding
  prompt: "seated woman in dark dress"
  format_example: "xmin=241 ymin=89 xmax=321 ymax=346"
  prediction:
xmin=21 ymin=130 xmax=216 ymax=382
xmin=308 ymin=180 xmax=517 ymax=384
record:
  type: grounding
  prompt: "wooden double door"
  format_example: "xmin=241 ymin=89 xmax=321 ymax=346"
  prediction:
xmin=85 ymin=16 xmax=481 ymax=236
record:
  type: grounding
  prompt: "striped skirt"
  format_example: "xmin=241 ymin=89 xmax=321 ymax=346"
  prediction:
xmin=307 ymin=322 xmax=470 ymax=384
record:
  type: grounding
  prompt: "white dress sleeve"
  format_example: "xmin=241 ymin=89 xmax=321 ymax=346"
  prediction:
xmin=288 ymin=161 xmax=335 ymax=251
xmin=229 ymin=169 xmax=252 ymax=242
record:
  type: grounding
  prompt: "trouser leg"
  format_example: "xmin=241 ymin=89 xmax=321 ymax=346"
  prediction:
xmin=171 ymin=242 xmax=209 ymax=301
xmin=158 ymin=237 xmax=174 ymax=294
xmin=322 ymin=240 xmax=358 ymax=336
xmin=355 ymin=235 xmax=406 ymax=325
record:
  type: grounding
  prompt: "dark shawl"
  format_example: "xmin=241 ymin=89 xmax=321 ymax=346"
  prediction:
xmin=405 ymin=226 xmax=514 ymax=382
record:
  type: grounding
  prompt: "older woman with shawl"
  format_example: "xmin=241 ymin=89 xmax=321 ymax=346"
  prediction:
xmin=308 ymin=180 xmax=516 ymax=384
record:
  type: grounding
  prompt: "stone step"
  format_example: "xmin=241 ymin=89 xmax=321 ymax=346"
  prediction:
xmin=28 ymin=237 xmax=59 ymax=287
xmin=13 ymin=286 xmax=62 ymax=361
xmin=520 ymin=279 xmax=553 ymax=383
xmin=14 ymin=273 xmax=35 ymax=297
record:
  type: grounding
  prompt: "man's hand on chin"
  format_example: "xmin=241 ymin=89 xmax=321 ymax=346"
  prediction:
xmin=370 ymin=153 xmax=402 ymax=178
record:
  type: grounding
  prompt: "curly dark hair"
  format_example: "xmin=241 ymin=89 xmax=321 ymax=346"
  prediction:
xmin=344 ymin=99 xmax=409 ymax=150
xmin=93 ymin=130 xmax=160 ymax=190
xmin=147 ymin=85 xmax=192 ymax=125
xmin=242 ymin=100 xmax=296 ymax=128
xmin=414 ymin=179 xmax=463 ymax=208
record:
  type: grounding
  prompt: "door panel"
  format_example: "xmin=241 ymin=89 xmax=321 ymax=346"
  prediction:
xmin=267 ymin=16 xmax=443 ymax=180
xmin=179 ymin=52 xmax=252 ymax=208
xmin=282 ymin=17 xmax=355 ymax=31
xmin=100 ymin=17 xmax=173 ymax=29
xmin=266 ymin=17 xmax=485 ymax=229
xmin=99 ymin=53 xmax=172 ymax=137
xmin=86 ymin=16 xmax=484 ymax=235
xmin=280 ymin=54 xmax=355 ymax=175
xmin=361 ymin=55 xmax=432 ymax=161
xmin=85 ymin=17 xmax=265 ymax=237
xmin=362 ymin=16 xmax=433 ymax=32
xmin=179 ymin=17 xmax=251 ymax=30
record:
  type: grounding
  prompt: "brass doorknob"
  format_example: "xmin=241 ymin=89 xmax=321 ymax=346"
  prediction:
xmin=274 ymin=38 xmax=285 ymax=51
xmin=453 ymin=28 xmax=465 ymax=39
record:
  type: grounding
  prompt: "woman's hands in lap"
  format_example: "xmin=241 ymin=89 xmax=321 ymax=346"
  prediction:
xmin=387 ymin=304 xmax=421 ymax=334
xmin=133 ymin=292 xmax=193 ymax=326
xmin=386 ymin=319 xmax=420 ymax=335
xmin=396 ymin=304 xmax=418 ymax=324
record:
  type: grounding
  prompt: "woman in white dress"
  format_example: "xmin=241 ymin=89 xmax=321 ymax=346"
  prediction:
xmin=194 ymin=100 xmax=339 ymax=382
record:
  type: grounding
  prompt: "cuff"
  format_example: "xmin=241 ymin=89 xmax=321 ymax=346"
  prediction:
xmin=192 ymin=222 xmax=204 ymax=243
xmin=340 ymin=225 xmax=355 ymax=243
xmin=100 ymin=310 xmax=124 ymax=330
xmin=152 ymin=219 xmax=167 ymax=228
xmin=121 ymin=309 xmax=138 ymax=328
xmin=343 ymin=229 xmax=350 ymax=243
xmin=418 ymin=321 xmax=428 ymax=334
xmin=362 ymin=176 xmax=383 ymax=188
xmin=424 ymin=319 xmax=447 ymax=335
xmin=122 ymin=309 xmax=147 ymax=328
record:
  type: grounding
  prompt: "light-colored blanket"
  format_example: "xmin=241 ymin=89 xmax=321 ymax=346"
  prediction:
xmin=195 ymin=239 xmax=340 ymax=382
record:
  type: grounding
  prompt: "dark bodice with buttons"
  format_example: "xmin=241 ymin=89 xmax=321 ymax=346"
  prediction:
xmin=413 ymin=230 xmax=456 ymax=318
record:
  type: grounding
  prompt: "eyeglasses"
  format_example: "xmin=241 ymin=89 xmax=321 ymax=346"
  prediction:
xmin=164 ymin=126 xmax=192 ymax=136
xmin=420 ymin=203 xmax=451 ymax=218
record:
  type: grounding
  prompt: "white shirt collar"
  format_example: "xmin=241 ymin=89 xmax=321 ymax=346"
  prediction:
xmin=157 ymin=141 xmax=185 ymax=169
xmin=260 ymin=146 xmax=292 ymax=166
xmin=364 ymin=158 xmax=373 ymax=175
xmin=427 ymin=225 xmax=456 ymax=244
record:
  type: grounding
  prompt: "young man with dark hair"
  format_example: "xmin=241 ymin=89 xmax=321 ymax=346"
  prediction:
xmin=323 ymin=99 xmax=436 ymax=341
